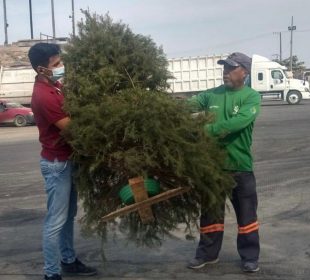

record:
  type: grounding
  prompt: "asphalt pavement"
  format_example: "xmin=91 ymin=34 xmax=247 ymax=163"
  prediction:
xmin=0 ymin=100 xmax=310 ymax=280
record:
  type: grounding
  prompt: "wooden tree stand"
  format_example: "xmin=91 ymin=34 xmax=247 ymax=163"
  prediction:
xmin=102 ymin=176 xmax=190 ymax=224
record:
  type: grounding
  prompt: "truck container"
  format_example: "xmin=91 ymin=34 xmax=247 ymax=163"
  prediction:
xmin=0 ymin=66 xmax=36 ymax=105
xmin=167 ymin=54 xmax=310 ymax=104
xmin=167 ymin=54 xmax=227 ymax=96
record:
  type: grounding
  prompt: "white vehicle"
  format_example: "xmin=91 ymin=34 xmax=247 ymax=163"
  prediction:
xmin=167 ymin=54 xmax=310 ymax=105
xmin=0 ymin=66 xmax=36 ymax=106
xmin=1 ymin=54 xmax=309 ymax=105
xmin=251 ymin=55 xmax=310 ymax=105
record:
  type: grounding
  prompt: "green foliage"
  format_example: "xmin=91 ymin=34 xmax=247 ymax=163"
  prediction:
xmin=273 ymin=55 xmax=306 ymax=78
xmin=63 ymin=10 xmax=171 ymax=107
xmin=62 ymin=11 xmax=233 ymax=247
xmin=64 ymin=89 xmax=233 ymax=246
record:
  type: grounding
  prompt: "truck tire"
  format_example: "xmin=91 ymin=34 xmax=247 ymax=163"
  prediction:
xmin=286 ymin=90 xmax=302 ymax=105
xmin=14 ymin=115 xmax=27 ymax=127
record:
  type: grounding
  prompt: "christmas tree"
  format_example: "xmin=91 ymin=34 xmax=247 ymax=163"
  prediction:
xmin=62 ymin=11 xmax=233 ymax=247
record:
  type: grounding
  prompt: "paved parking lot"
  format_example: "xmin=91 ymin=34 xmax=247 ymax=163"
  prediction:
xmin=0 ymin=100 xmax=310 ymax=280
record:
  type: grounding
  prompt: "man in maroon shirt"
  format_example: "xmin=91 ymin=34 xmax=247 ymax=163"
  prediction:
xmin=28 ymin=43 xmax=96 ymax=280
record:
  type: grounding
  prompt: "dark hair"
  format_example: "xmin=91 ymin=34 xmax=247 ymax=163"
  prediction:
xmin=28 ymin=43 xmax=61 ymax=71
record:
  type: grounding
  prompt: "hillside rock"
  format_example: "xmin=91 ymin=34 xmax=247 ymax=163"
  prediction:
xmin=0 ymin=45 xmax=31 ymax=67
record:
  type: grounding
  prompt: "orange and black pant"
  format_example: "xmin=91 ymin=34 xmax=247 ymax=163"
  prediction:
xmin=195 ymin=171 xmax=260 ymax=262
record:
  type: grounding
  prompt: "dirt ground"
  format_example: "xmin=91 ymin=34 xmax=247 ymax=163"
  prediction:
xmin=0 ymin=100 xmax=309 ymax=280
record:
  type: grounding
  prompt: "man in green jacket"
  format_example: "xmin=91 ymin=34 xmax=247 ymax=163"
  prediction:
xmin=187 ymin=52 xmax=261 ymax=273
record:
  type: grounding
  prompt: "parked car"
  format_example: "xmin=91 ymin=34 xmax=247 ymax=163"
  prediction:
xmin=0 ymin=99 xmax=35 ymax=127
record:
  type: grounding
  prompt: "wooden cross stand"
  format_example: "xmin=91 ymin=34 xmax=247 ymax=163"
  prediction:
xmin=102 ymin=176 xmax=190 ymax=224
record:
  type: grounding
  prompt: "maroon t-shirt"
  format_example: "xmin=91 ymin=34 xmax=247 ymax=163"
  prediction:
xmin=31 ymin=77 xmax=72 ymax=161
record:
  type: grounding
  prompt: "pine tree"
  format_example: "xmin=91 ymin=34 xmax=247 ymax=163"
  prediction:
xmin=62 ymin=11 xmax=233 ymax=247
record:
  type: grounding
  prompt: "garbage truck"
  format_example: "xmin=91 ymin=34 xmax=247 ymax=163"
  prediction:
xmin=167 ymin=54 xmax=310 ymax=105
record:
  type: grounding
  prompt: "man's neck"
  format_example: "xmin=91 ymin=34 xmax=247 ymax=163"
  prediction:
xmin=37 ymin=74 xmax=55 ymax=86
xmin=226 ymin=84 xmax=245 ymax=91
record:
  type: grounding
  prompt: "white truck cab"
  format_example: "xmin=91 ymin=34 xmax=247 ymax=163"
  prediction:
xmin=251 ymin=55 xmax=310 ymax=104
xmin=167 ymin=54 xmax=310 ymax=104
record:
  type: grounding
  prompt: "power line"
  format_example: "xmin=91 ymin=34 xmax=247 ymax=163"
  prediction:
xmin=166 ymin=32 xmax=274 ymax=57
xmin=214 ymin=32 xmax=273 ymax=47
xmin=295 ymin=29 xmax=310 ymax=33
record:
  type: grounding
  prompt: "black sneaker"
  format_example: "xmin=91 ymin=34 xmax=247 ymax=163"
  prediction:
xmin=242 ymin=261 xmax=260 ymax=272
xmin=44 ymin=275 xmax=62 ymax=280
xmin=61 ymin=258 xmax=97 ymax=276
xmin=187 ymin=257 xmax=219 ymax=269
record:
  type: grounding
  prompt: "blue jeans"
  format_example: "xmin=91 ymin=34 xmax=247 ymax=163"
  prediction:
xmin=40 ymin=158 xmax=77 ymax=276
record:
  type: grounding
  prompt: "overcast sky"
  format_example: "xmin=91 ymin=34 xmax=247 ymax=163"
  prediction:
xmin=1 ymin=0 xmax=310 ymax=66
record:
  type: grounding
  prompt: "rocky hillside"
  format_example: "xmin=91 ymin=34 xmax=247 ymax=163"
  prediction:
xmin=0 ymin=45 xmax=31 ymax=67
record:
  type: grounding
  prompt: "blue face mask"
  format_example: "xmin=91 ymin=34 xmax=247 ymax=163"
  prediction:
xmin=51 ymin=65 xmax=65 ymax=82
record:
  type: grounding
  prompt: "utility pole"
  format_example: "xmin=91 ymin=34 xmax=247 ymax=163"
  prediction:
xmin=29 ymin=0 xmax=33 ymax=39
xmin=3 ymin=0 xmax=8 ymax=45
xmin=51 ymin=0 xmax=56 ymax=40
xmin=71 ymin=0 xmax=75 ymax=36
xmin=288 ymin=16 xmax=296 ymax=71
xmin=273 ymin=31 xmax=282 ymax=62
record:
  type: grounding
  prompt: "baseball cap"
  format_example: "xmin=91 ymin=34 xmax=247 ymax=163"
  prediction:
xmin=218 ymin=52 xmax=252 ymax=73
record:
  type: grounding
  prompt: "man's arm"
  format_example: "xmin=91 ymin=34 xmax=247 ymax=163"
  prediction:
xmin=187 ymin=91 xmax=209 ymax=112
xmin=206 ymin=92 xmax=260 ymax=137
xmin=55 ymin=116 xmax=71 ymax=130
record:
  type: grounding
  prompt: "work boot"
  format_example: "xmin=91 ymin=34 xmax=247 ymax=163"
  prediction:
xmin=61 ymin=258 xmax=97 ymax=276
xmin=187 ymin=257 xmax=219 ymax=269
xmin=242 ymin=261 xmax=260 ymax=272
